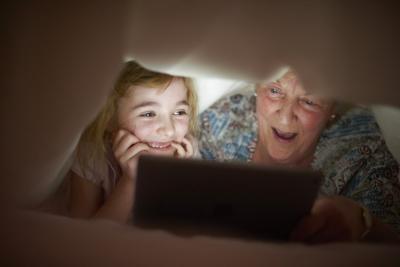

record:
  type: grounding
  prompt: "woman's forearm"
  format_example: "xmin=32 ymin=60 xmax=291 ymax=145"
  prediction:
xmin=365 ymin=217 xmax=400 ymax=243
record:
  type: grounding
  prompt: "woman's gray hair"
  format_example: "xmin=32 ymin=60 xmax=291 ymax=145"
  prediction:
xmin=333 ymin=101 xmax=355 ymax=117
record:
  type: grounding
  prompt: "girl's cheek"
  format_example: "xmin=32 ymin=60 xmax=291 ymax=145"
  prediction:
xmin=174 ymin=120 xmax=190 ymax=140
xmin=129 ymin=121 xmax=154 ymax=139
xmin=119 ymin=116 xmax=138 ymax=132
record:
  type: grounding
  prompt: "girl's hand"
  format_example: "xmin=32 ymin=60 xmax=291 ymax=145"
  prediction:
xmin=290 ymin=196 xmax=369 ymax=244
xmin=171 ymin=137 xmax=194 ymax=158
xmin=112 ymin=129 xmax=149 ymax=179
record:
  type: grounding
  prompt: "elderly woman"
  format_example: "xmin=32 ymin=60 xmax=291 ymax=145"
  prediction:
xmin=199 ymin=70 xmax=400 ymax=243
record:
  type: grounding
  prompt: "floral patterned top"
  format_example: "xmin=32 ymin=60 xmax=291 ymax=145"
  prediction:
xmin=198 ymin=92 xmax=400 ymax=233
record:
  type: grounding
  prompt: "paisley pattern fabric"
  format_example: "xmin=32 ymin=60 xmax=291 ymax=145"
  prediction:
xmin=198 ymin=92 xmax=400 ymax=233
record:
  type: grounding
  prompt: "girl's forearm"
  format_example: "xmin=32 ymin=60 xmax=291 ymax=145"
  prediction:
xmin=94 ymin=176 xmax=135 ymax=223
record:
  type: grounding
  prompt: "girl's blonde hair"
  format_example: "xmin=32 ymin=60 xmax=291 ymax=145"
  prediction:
xmin=77 ymin=60 xmax=198 ymax=172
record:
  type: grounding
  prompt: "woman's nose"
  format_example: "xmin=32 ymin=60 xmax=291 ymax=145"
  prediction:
xmin=277 ymin=102 xmax=297 ymax=126
xmin=157 ymin=116 xmax=175 ymax=138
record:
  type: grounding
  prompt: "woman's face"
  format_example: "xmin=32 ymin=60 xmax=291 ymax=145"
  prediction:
xmin=117 ymin=78 xmax=190 ymax=156
xmin=256 ymin=71 xmax=334 ymax=166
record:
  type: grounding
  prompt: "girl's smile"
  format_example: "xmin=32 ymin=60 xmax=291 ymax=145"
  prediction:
xmin=145 ymin=141 xmax=175 ymax=155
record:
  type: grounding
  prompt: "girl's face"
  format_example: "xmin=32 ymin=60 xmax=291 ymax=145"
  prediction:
xmin=117 ymin=78 xmax=190 ymax=156
xmin=255 ymin=71 xmax=334 ymax=166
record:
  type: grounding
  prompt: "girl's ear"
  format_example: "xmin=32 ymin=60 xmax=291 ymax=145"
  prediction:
xmin=185 ymin=134 xmax=194 ymax=140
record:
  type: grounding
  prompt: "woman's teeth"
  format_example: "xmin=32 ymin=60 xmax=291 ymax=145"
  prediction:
xmin=272 ymin=128 xmax=297 ymax=140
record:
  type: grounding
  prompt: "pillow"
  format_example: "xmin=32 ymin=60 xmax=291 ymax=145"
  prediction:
xmin=194 ymin=78 xmax=253 ymax=112
xmin=372 ymin=105 xmax=400 ymax=164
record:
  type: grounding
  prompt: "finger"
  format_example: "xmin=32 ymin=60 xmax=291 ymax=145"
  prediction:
xmin=313 ymin=207 xmax=353 ymax=243
xmin=112 ymin=129 xmax=127 ymax=150
xmin=113 ymin=129 xmax=140 ymax=149
xmin=118 ymin=143 xmax=150 ymax=179
xmin=308 ymin=219 xmax=352 ymax=244
xmin=113 ymin=129 xmax=138 ymax=151
xmin=114 ymin=133 xmax=136 ymax=157
xmin=309 ymin=227 xmax=351 ymax=244
xmin=171 ymin=142 xmax=185 ymax=158
xmin=290 ymin=213 xmax=327 ymax=242
xmin=181 ymin=138 xmax=194 ymax=157
xmin=114 ymin=133 xmax=140 ymax=157
xmin=119 ymin=143 xmax=150 ymax=163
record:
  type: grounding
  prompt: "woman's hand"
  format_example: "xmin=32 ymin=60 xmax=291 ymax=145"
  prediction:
xmin=112 ymin=129 xmax=149 ymax=179
xmin=290 ymin=196 xmax=369 ymax=244
xmin=171 ymin=137 xmax=194 ymax=158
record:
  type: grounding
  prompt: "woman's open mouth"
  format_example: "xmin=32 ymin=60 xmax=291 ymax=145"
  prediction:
xmin=272 ymin=127 xmax=298 ymax=143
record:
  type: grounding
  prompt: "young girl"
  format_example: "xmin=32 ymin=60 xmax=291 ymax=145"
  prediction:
xmin=68 ymin=60 xmax=198 ymax=223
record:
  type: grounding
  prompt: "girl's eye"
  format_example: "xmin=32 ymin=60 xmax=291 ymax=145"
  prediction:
xmin=139 ymin=111 xmax=156 ymax=118
xmin=174 ymin=110 xmax=188 ymax=116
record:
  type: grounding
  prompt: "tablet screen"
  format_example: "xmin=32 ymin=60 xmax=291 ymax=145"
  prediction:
xmin=133 ymin=155 xmax=321 ymax=241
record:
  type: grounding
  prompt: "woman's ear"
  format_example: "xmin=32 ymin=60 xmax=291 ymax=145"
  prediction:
xmin=325 ymin=111 xmax=338 ymax=128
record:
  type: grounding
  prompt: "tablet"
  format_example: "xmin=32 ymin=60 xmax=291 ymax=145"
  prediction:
xmin=133 ymin=155 xmax=322 ymax=241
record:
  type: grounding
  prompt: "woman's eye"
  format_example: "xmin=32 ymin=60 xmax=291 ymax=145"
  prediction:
xmin=140 ymin=111 xmax=156 ymax=118
xmin=303 ymin=99 xmax=315 ymax=106
xmin=300 ymin=98 xmax=322 ymax=111
xmin=270 ymin=87 xmax=281 ymax=94
xmin=266 ymin=86 xmax=284 ymax=99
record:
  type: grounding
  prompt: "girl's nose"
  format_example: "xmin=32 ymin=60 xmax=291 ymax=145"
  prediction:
xmin=157 ymin=116 xmax=175 ymax=138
